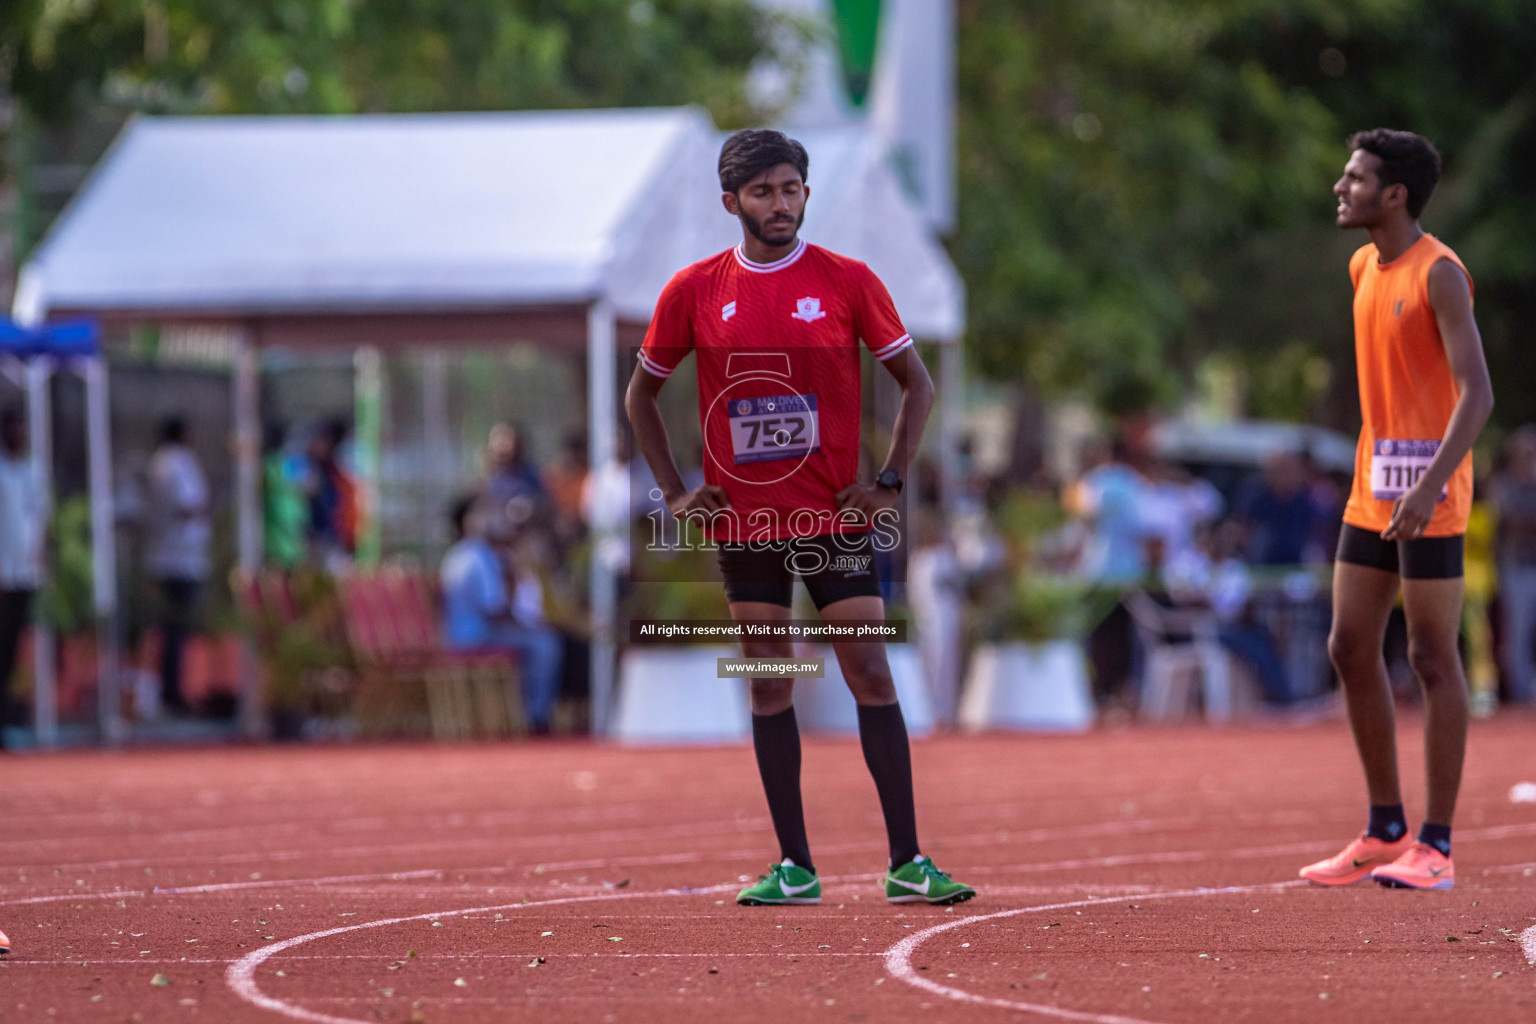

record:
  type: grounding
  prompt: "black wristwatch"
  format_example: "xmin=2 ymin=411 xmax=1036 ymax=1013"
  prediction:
xmin=875 ymin=468 xmax=904 ymax=494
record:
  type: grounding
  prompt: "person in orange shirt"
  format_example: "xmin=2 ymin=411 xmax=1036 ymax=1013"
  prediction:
xmin=1300 ymin=130 xmax=1493 ymax=891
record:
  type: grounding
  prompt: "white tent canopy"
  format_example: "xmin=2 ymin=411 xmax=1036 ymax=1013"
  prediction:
xmin=14 ymin=105 xmax=966 ymax=740
xmin=16 ymin=107 xmax=963 ymax=339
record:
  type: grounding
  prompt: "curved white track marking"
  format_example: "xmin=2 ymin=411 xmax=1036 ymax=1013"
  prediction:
xmin=1521 ymin=925 xmax=1536 ymax=964
xmin=225 ymin=883 xmax=738 ymax=1024
xmin=882 ymin=880 xmax=1306 ymax=1024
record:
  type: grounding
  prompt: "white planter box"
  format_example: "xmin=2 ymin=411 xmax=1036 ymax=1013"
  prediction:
xmin=612 ymin=646 xmax=751 ymax=745
xmin=959 ymin=641 xmax=1094 ymax=733
xmin=792 ymin=644 xmax=935 ymax=738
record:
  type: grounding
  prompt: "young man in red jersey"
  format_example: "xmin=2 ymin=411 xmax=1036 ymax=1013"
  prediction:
xmin=1299 ymin=129 xmax=1492 ymax=891
xmin=626 ymin=129 xmax=974 ymax=906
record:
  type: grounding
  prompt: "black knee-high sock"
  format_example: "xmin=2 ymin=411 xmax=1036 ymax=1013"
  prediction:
xmin=857 ymin=701 xmax=920 ymax=867
xmin=752 ymin=707 xmax=813 ymax=872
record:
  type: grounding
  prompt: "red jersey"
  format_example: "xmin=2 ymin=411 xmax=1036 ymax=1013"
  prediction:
xmin=638 ymin=238 xmax=914 ymax=542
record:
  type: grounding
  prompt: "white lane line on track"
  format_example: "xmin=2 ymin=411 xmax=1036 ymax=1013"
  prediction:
xmin=4 ymin=810 xmax=1295 ymax=877
xmin=14 ymin=817 xmax=1536 ymax=913
xmin=3 ymin=814 xmax=1163 ymax=873
xmin=30 ymin=812 xmax=1536 ymax=879
xmin=10 ymin=952 xmax=895 ymax=967
xmin=882 ymin=880 xmax=1307 ymax=1024
xmin=1483 ymin=862 xmax=1536 ymax=874
xmin=0 ymin=869 xmax=444 ymax=907
xmin=0 ymin=815 xmax=1201 ymax=883
xmin=0 ymin=801 xmax=678 ymax=850
xmin=1521 ymin=925 xmax=1536 ymax=965
xmin=16 ymin=817 xmax=1534 ymax=909
xmin=953 ymin=820 xmax=1536 ymax=878
xmin=0 ymin=818 xmax=772 ymax=873
xmin=0 ymin=811 xmax=1360 ymax=878
xmin=225 ymin=884 xmax=739 ymax=1024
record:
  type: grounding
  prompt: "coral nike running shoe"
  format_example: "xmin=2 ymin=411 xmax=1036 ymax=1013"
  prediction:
xmin=0 ymin=927 xmax=9 ymax=955
xmin=1299 ymin=833 xmax=1410 ymax=886
xmin=1370 ymin=842 xmax=1454 ymax=890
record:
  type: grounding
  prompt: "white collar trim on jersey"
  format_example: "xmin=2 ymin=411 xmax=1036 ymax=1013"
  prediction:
xmin=733 ymin=237 xmax=807 ymax=273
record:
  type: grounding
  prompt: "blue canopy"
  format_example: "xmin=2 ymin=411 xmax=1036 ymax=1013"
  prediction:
xmin=0 ymin=317 xmax=100 ymax=359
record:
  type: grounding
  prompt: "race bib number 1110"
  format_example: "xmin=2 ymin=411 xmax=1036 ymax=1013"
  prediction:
xmin=1370 ymin=438 xmax=1445 ymax=501
xmin=729 ymin=394 xmax=820 ymax=465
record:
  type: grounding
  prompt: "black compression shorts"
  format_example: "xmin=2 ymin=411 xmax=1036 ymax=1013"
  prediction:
xmin=717 ymin=531 xmax=883 ymax=610
xmin=1335 ymin=522 xmax=1464 ymax=580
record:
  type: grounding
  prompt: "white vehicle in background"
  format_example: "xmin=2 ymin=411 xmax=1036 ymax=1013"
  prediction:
xmin=1152 ymin=417 xmax=1356 ymax=501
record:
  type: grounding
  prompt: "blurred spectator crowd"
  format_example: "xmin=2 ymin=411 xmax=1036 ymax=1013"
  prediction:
xmin=906 ymin=424 xmax=1536 ymax=722
xmin=5 ymin=398 xmax=1536 ymax=740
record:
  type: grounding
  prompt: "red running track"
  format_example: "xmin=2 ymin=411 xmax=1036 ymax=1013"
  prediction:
xmin=1 ymin=715 xmax=1534 ymax=1022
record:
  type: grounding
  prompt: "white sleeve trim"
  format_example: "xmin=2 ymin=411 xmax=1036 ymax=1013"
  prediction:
xmin=637 ymin=349 xmax=674 ymax=378
xmin=872 ymin=334 xmax=914 ymax=361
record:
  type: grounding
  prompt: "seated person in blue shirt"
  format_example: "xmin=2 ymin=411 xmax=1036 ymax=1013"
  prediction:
xmin=440 ymin=496 xmax=563 ymax=734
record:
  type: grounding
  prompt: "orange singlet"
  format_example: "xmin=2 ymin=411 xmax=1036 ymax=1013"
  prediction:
xmin=1342 ymin=233 xmax=1473 ymax=538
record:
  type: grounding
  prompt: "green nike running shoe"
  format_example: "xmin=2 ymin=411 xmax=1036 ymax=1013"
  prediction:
xmin=737 ymin=859 xmax=822 ymax=905
xmin=884 ymin=854 xmax=976 ymax=905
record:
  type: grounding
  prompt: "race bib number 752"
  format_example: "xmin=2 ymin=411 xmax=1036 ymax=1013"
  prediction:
xmin=728 ymin=393 xmax=820 ymax=465
xmin=1370 ymin=438 xmax=1445 ymax=501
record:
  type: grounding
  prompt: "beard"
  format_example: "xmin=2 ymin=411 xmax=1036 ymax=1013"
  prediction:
xmin=740 ymin=207 xmax=803 ymax=246
xmin=1337 ymin=190 xmax=1383 ymax=229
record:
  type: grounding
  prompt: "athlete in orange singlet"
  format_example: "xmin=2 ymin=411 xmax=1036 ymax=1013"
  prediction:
xmin=1300 ymin=130 xmax=1493 ymax=890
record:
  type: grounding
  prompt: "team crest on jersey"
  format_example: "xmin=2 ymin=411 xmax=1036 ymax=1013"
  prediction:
xmin=792 ymin=297 xmax=827 ymax=322
xmin=722 ymin=301 xmax=737 ymax=322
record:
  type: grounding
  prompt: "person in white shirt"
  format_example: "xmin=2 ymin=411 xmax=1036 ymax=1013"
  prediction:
xmin=907 ymin=513 xmax=964 ymax=726
xmin=146 ymin=417 xmax=211 ymax=714
xmin=1140 ymin=459 xmax=1225 ymax=570
xmin=0 ymin=408 xmax=45 ymax=738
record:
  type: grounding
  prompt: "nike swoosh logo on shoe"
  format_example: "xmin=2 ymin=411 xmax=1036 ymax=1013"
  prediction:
xmin=1429 ymin=866 xmax=1448 ymax=877
xmin=1352 ymin=858 xmax=1370 ymax=867
xmin=781 ymin=878 xmax=819 ymax=896
xmin=888 ymin=876 xmax=931 ymax=895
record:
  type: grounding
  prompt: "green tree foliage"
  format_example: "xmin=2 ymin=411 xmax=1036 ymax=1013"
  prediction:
xmin=956 ymin=0 xmax=1338 ymax=415
xmin=1215 ymin=0 xmax=1536 ymax=430
xmin=6 ymin=1 xmax=792 ymax=126
xmin=956 ymin=0 xmax=1536 ymax=428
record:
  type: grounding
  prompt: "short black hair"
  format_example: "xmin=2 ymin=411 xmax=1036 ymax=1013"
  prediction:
xmin=263 ymin=422 xmax=287 ymax=454
xmin=158 ymin=416 xmax=187 ymax=445
xmin=1348 ymin=128 xmax=1442 ymax=219
xmin=718 ymin=129 xmax=809 ymax=194
xmin=450 ymin=494 xmax=477 ymax=539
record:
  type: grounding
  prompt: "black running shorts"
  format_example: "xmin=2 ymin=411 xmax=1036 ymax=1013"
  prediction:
xmin=717 ymin=531 xmax=883 ymax=610
xmin=1335 ymin=522 xmax=1464 ymax=580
